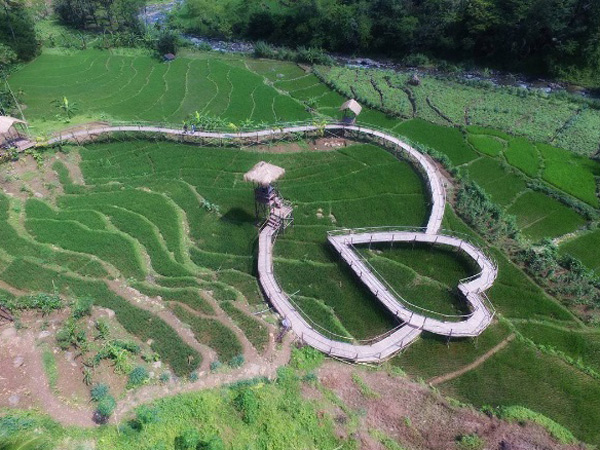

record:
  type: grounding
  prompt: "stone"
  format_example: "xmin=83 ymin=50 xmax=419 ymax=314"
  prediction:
xmin=13 ymin=356 xmax=24 ymax=368
xmin=1 ymin=327 xmax=17 ymax=339
xmin=8 ymin=394 xmax=19 ymax=406
xmin=38 ymin=331 xmax=51 ymax=339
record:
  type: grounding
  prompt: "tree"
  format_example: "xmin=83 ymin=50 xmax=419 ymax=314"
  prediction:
xmin=0 ymin=0 xmax=39 ymax=61
xmin=156 ymin=29 xmax=178 ymax=55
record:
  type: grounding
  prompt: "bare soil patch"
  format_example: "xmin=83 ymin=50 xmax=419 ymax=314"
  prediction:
xmin=0 ymin=154 xmax=62 ymax=202
xmin=245 ymin=137 xmax=352 ymax=153
xmin=311 ymin=361 xmax=580 ymax=450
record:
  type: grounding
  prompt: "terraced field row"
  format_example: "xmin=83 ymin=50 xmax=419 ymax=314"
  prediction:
xmin=317 ymin=65 xmax=600 ymax=155
xmin=9 ymin=50 xmax=311 ymax=125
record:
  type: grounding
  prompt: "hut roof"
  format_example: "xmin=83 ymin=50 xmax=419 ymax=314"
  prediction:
xmin=163 ymin=53 xmax=176 ymax=61
xmin=244 ymin=161 xmax=285 ymax=186
xmin=339 ymin=99 xmax=362 ymax=116
xmin=0 ymin=116 xmax=27 ymax=135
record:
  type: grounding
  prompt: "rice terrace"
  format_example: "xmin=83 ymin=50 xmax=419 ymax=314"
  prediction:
xmin=2 ymin=5 xmax=600 ymax=448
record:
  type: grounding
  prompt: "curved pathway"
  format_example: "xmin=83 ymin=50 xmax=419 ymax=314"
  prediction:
xmin=46 ymin=122 xmax=496 ymax=363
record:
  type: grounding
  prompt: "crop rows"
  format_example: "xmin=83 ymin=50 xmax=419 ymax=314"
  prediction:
xmin=0 ymin=258 xmax=201 ymax=376
xmin=317 ymin=65 xmax=600 ymax=155
xmin=8 ymin=50 xmax=310 ymax=125
xmin=171 ymin=304 xmax=243 ymax=364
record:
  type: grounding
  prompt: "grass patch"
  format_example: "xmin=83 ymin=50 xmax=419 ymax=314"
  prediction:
xmin=538 ymin=143 xmax=600 ymax=207
xmin=504 ymin=137 xmax=541 ymax=177
xmin=41 ymin=345 xmax=58 ymax=391
xmin=131 ymin=283 xmax=215 ymax=315
xmin=358 ymin=247 xmax=472 ymax=317
xmin=468 ymin=134 xmax=505 ymax=157
xmin=506 ymin=191 xmax=587 ymax=241
xmin=396 ymin=119 xmax=478 ymax=166
xmin=464 ymin=157 xmax=527 ymax=206
xmin=441 ymin=340 xmax=600 ymax=444
xmin=25 ymin=218 xmax=145 ymax=280
xmin=559 ymin=228 xmax=600 ymax=272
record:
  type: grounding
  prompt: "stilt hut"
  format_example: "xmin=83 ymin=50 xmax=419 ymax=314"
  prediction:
xmin=244 ymin=161 xmax=293 ymax=230
xmin=0 ymin=116 xmax=28 ymax=149
xmin=339 ymin=99 xmax=362 ymax=124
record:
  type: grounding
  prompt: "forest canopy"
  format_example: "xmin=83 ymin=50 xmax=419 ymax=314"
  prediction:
xmin=171 ymin=0 xmax=600 ymax=80
xmin=0 ymin=0 xmax=39 ymax=63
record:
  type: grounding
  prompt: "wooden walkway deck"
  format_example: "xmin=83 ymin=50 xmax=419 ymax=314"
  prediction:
xmin=44 ymin=122 xmax=495 ymax=362
xmin=328 ymin=230 xmax=497 ymax=337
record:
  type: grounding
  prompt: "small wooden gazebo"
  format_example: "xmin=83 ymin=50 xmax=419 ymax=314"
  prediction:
xmin=0 ymin=116 xmax=28 ymax=148
xmin=0 ymin=116 xmax=27 ymax=145
xmin=244 ymin=161 xmax=293 ymax=229
xmin=340 ymin=99 xmax=362 ymax=124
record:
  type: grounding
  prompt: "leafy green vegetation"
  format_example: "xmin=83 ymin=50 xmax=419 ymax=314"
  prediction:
xmin=467 ymin=134 xmax=504 ymax=157
xmin=559 ymin=229 xmax=600 ymax=273
xmin=171 ymin=304 xmax=243 ymax=364
xmin=0 ymin=258 xmax=201 ymax=376
xmin=507 ymin=191 xmax=587 ymax=241
xmin=538 ymin=143 xmax=600 ymax=207
xmin=220 ymin=301 xmax=269 ymax=353
xmin=504 ymin=138 xmax=540 ymax=177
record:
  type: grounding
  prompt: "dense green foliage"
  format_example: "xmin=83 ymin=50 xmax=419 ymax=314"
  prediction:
xmin=53 ymin=0 xmax=145 ymax=32
xmin=0 ymin=1 xmax=39 ymax=62
xmin=171 ymin=0 xmax=600 ymax=80
xmin=0 ymin=367 xmax=345 ymax=449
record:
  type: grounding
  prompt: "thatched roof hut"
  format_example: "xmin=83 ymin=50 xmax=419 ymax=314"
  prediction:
xmin=0 ymin=116 xmax=27 ymax=145
xmin=244 ymin=161 xmax=285 ymax=186
xmin=340 ymin=99 xmax=362 ymax=117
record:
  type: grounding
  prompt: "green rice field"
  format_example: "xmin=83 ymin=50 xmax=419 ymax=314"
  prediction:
xmin=3 ymin=47 xmax=600 ymax=445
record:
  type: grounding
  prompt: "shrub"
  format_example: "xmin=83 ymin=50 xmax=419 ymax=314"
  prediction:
xmin=159 ymin=371 xmax=171 ymax=383
xmin=128 ymin=366 xmax=150 ymax=388
xmin=456 ymin=434 xmax=484 ymax=450
xmin=11 ymin=293 xmax=62 ymax=314
xmin=174 ymin=429 xmax=201 ymax=450
xmin=136 ymin=405 xmax=159 ymax=426
xmin=403 ymin=53 xmax=430 ymax=67
xmin=229 ymin=355 xmax=244 ymax=368
xmin=198 ymin=436 xmax=225 ymax=450
xmin=234 ymin=388 xmax=259 ymax=424
xmin=156 ymin=29 xmax=179 ymax=56
xmin=113 ymin=340 xmax=140 ymax=354
xmin=95 ymin=395 xmax=116 ymax=422
xmin=72 ymin=296 xmax=94 ymax=319
xmin=290 ymin=346 xmax=324 ymax=372
xmin=56 ymin=318 xmax=87 ymax=350
xmin=90 ymin=383 xmax=109 ymax=402
xmin=95 ymin=319 xmax=110 ymax=340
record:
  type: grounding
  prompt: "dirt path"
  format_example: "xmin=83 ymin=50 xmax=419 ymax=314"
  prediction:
xmin=113 ymin=334 xmax=293 ymax=423
xmin=0 ymin=280 xmax=28 ymax=297
xmin=309 ymin=360 xmax=580 ymax=450
xmin=428 ymin=334 xmax=516 ymax=386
